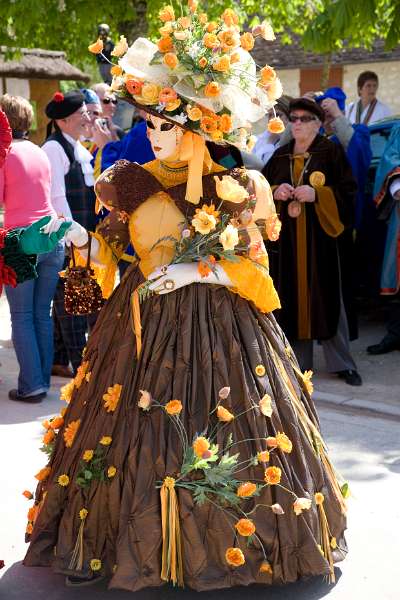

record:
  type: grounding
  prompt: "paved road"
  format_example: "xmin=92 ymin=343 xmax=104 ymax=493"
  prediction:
xmin=0 ymin=401 xmax=398 ymax=600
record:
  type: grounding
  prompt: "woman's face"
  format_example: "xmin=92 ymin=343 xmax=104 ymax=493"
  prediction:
xmin=289 ymin=110 xmax=321 ymax=140
xmin=146 ymin=114 xmax=183 ymax=160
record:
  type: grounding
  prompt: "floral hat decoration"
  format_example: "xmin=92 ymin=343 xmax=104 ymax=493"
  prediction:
xmin=89 ymin=2 xmax=284 ymax=203
xmin=89 ymin=2 xmax=284 ymax=145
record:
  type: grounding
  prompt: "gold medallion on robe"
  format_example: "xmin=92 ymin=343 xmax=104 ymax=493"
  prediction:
xmin=309 ymin=171 xmax=325 ymax=188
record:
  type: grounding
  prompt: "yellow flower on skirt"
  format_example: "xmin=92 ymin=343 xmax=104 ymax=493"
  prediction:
xmin=57 ymin=474 xmax=70 ymax=487
xmin=90 ymin=558 xmax=102 ymax=571
xmin=103 ymin=384 xmax=122 ymax=413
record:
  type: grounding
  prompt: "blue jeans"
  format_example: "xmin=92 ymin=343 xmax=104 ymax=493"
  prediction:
xmin=5 ymin=242 xmax=65 ymax=396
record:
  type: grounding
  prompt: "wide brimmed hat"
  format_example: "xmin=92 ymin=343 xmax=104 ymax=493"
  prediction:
xmin=89 ymin=3 xmax=283 ymax=148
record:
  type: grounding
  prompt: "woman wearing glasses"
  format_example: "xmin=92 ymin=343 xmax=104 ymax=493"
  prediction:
xmin=91 ymin=83 xmax=125 ymax=140
xmin=263 ymin=98 xmax=361 ymax=386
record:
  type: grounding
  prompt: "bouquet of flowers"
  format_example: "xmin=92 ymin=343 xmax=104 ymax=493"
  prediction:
xmin=137 ymin=172 xmax=280 ymax=302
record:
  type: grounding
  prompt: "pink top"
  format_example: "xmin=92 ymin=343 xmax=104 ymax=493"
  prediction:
xmin=0 ymin=140 xmax=56 ymax=229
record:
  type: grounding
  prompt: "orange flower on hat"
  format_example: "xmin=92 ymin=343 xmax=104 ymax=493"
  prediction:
xmin=126 ymin=79 xmax=143 ymax=96
xmin=188 ymin=0 xmax=198 ymax=12
xmin=197 ymin=201 xmax=220 ymax=218
xmin=111 ymin=35 xmax=128 ymax=57
xmin=159 ymin=5 xmax=175 ymax=22
xmin=204 ymin=82 xmax=220 ymax=98
xmin=158 ymin=36 xmax=174 ymax=53
xmin=264 ymin=466 xmax=282 ymax=485
xmin=43 ymin=429 xmax=55 ymax=445
xmin=213 ymin=55 xmax=231 ymax=73
xmin=203 ymin=33 xmax=220 ymax=49
xmin=198 ymin=57 xmax=208 ymax=69
xmin=206 ymin=21 xmax=218 ymax=32
xmin=218 ymin=30 xmax=240 ymax=53
xmin=217 ymin=405 xmax=234 ymax=422
xmin=103 ymin=383 xmax=122 ymax=413
xmin=178 ymin=16 xmax=191 ymax=28
xmin=230 ymin=52 xmax=240 ymax=64
xmin=235 ymin=518 xmax=256 ymax=537
xmin=276 ymin=432 xmax=292 ymax=453
xmin=237 ymin=482 xmax=257 ymax=497
xmin=265 ymin=78 xmax=283 ymax=101
xmin=164 ymin=52 xmax=179 ymax=69
xmin=193 ymin=436 xmax=210 ymax=457
xmin=165 ymin=400 xmax=183 ymax=415
xmin=187 ymin=106 xmax=203 ymax=121
xmin=159 ymin=87 xmax=178 ymax=104
xmin=260 ymin=65 xmax=277 ymax=85
xmin=240 ymin=32 xmax=255 ymax=51
xmin=35 ymin=466 xmax=51 ymax=481
xmin=111 ymin=65 xmax=123 ymax=77
xmin=225 ymin=547 xmax=245 ymax=567
xmin=222 ymin=8 xmax=239 ymax=27
xmin=219 ymin=114 xmax=233 ymax=134
xmin=88 ymin=39 xmax=104 ymax=54
xmin=165 ymin=99 xmax=181 ymax=111
xmin=159 ymin=22 xmax=173 ymax=37
xmin=198 ymin=12 xmax=208 ymax=24
xmin=64 ymin=419 xmax=80 ymax=448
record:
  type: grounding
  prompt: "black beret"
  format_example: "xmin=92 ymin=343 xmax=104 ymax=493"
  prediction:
xmin=289 ymin=97 xmax=325 ymax=121
xmin=45 ymin=90 xmax=85 ymax=120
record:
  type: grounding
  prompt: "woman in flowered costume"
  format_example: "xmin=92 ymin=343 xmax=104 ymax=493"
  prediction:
xmin=24 ymin=3 xmax=347 ymax=590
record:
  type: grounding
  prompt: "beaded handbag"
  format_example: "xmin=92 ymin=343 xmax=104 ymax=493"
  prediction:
xmin=63 ymin=233 xmax=104 ymax=315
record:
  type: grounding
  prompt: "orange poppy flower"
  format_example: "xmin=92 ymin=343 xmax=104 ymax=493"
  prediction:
xmin=240 ymin=32 xmax=255 ymax=51
xmin=88 ymin=39 xmax=104 ymax=54
xmin=159 ymin=87 xmax=178 ymax=104
xmin=158 ymin=36 xmax=174 ymax=53
xmin=200 ymin=115 xmax=219 ymax=133
xmin=237 ymin=482 xmax=257 ymax=497
xmin=126 ymin=79 xmax=143 ymax=96
xmin=264 ymin=466 xmax=282 ymax=485
xmin=219 ymin=114 xmax=233 ymax=134
xmin=276 ymin=432 xmax=292 ymax=453
xmin=165 ymin=400 xmax=183 ymax=415
xmin=225 ymin=547 xmax=245 ymax=566
xmin=193 ymin=436 xmax=210 ymax=457
xmin=267 ymin=117 xmax=285 ymax=134
xmin=159 ymin=5 xmax=175 ymax=22
xmin=164 ymin=52 xmax=179 ymax=69
xmin=235 ymin=518 xmax=256 ymax=537
xmin=217 ymin=406 xmax=234 ymax=422
xmin=203 ymin=33 xmax=220 ymax=49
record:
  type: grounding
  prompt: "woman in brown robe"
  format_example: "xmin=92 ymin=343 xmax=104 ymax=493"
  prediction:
xmin=263 ymin=98 xmax=361 ymax=386
xmin=23 ymin=32 xmax=348 ymax=592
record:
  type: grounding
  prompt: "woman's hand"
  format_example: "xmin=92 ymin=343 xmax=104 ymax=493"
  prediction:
xmin=147 ymin=263 xmax=232 ymax=295
xmin=92 ymin=119 xmax=113 ymax=149
xmin=293 ymin=185 xmax=316 ymax=203
xmin=274 ymin=183 xmax=294 ymax=201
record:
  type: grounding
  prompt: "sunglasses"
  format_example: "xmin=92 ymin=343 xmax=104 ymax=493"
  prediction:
xmin=289 ymin=115 xmax=317 ymax=123
xmin=102 ymin=98 xmax=117 ymax=105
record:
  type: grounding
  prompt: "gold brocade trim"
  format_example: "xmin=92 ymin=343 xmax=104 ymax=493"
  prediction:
xmin=314 ymin=187 xmax=344 ymax=238
xmin=160 ymin=477 xmax=184 ymax=587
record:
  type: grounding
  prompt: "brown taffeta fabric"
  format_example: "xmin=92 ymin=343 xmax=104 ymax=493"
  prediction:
xmin=24 ymin=264 xmax=347 ymax=592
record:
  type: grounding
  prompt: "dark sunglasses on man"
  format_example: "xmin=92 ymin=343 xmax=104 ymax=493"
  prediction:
xmin=288 ymin=115 xmax=317 ymax=123
xmin=102 ymin=97 xmax=118 ymax=105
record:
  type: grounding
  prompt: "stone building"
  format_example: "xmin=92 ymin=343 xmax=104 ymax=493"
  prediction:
xmin=252 ymin=37 xmax=400 ymax=115
xmin=0 ymin=47 xmax=89 ymax=144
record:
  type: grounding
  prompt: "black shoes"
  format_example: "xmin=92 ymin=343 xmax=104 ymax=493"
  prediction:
xmin=8 ymin=389 xmax=46 ymax=403
xmin=65 ymin=573 xmax=105 ymax=587
xmin=366 ymin=338 xmax=400 ymax=355
xmin=336 ymin=370 xmax=362 ymax=386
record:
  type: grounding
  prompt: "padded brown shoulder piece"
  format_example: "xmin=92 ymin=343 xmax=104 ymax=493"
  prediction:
xmin=95 ymin=160 xmax=163 ymax=214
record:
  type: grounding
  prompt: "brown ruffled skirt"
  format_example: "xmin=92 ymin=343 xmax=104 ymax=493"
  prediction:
xmin=24 ymin=264 xmax=347 ymax=592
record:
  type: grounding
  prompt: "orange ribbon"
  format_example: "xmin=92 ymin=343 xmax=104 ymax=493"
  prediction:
xmin=160 ymin=477 xmax=183 ymax=586
xmin=179 ymin=132 xmax=207 ymax=205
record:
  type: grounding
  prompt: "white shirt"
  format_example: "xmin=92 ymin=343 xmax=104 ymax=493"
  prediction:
xmin=345 ymin=99 xmax=392 ymax=125
xmin=42 ymin=132 xmax=95 ymax=220
xmin=252 ymin=131 xmax=280 ymax=166
xmin=390 ymin=177 xmax=400 ymax=198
